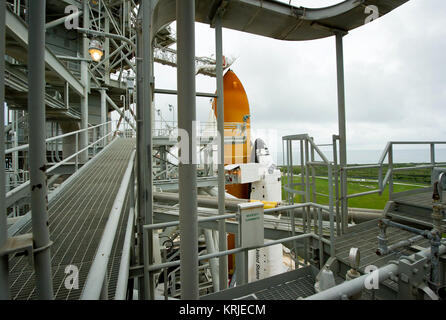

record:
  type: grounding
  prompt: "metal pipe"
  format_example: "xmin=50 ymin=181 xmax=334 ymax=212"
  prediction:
xmin=346 ymin=189 xmax=381 ymax=199
xmin=144 ymin=213 xmax=236 ymax=230
xmin=115 ymin=207 xmax=135 ymax=300
xmin=335 ymin=32 xmax=348 ymax=233
xmin=377 ymin=234 xmax=424 ymax=256
xmin=215 ymin=14 xmax=228 ymax=291
xmin=0 ymin=0 xmax=9 ymax=300
xmin=177 ymin=0 xmax=199 ymax=300
xmin=76 ymin=27 xmax=136 ymax=50
xmin=306 ymin=244 xmax=446 ymax=300
xmin=81 ymin=150 xmax=136 ymax=299
xmin=147 ymin=233 xmax=315 ymax=273
xmin=153 ymin=191 xmax=245 ymax=211
xmin=45 ymin=10 xmax=82 ymax=30
xmin=28 ymin=0 xmax=53 ymax=299
xmin=80 ymin=0 xmax=90 ymax=163
xmin=56 ymin=55 xmax=90 ymax=62
xmin=381 ymin=219 xmax=427 ymax=237
xmin=154 ymin=88 xmax=217 ymax=98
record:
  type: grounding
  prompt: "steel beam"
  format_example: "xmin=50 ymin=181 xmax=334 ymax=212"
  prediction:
xmin=215 ymin=15 xmax=228 ymax=291
xmin=28 ymin=0 xmax=53 ymax=300
xmin=5 ymin=9 xmax=84 ymax=97
xmin=80 ymin=0 xmax=90 ymax=163
xmin=335 ymin=32 xmax=348 ymax=233
xmin=142 ymin=0 xmax=155 ymax=300
xmin=177 ymin=0 xmax=199 ymax=300
xmin=0 ymin=0 xmax=9 ymax=300
xmin=135 ymin=19 xmax=146 ymax=300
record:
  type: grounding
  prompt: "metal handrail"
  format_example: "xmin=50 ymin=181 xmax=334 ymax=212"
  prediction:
xmin=343 ymin=141 xmax=446 ymax=199
xmin=282 ymin=134 xmax=336 ymax=256
xmin=5 ymin=121 xmax=113 ymax=155
xmin=5 ymin=121 xmax=118 ymax=207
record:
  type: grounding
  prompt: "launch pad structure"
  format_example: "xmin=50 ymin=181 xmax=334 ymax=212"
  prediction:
xmin=0 ymin=0 xmax=446 ymax=301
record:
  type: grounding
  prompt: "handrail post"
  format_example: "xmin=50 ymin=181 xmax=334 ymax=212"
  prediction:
xmin=93 ymin=127 xmax=96 ymax=157
xmin=75 ymin=132 xmax=79 ymax=172
xmin=388 ymin=144 xmax=394 ymax=199
xmin=430 ymin=143 xmax=435 ymax=182
xmin=332 ymin=134 xmax=341 ymax=236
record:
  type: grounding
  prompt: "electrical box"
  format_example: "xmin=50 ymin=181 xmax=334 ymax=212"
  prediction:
xmin=225 ymin=163 xmax=261 ymax=184
xmin=237 ymin=202 xmax=264 ymax=249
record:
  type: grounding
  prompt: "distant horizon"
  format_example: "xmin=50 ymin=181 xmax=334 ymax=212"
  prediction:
xmin=273 ymin=147 xmax=446 ymax=166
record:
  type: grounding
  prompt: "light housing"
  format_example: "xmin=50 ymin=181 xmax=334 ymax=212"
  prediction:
xmin=88 ymin=39 xmax=104 ymax=62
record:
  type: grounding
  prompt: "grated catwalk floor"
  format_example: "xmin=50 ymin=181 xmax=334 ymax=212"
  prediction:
xmin=8 ymin=138 xmax=135 ymax=300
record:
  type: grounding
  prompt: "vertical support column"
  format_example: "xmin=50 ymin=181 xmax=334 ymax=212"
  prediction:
xmin=177 ymin=0 xmax=199 ymax=300
xmin=100 ymin=89 xmax=107 ymax=145
xmin=142 ymin=0 xmax=155 ymax=300
xmin=0 ymin=0 xmax=9 ymax=300
xmin=80 ymin=0 xmax=90 ymax=163
xmin=215 ymin=15 xmax=228 ymax=291
xmin=335 ymin=32 xmax=348 ymax=233
xmin=332 ymin=134 xmax=341 ymax=236
xmin=135 ymin=22 xmax=146 ymax=300
xmin=28 ymin=0 xmax=53 ymax=300
xmin=104 ymin=2 xmax=110 ymax=86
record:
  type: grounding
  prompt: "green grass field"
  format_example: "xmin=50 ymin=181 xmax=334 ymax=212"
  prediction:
xmin=281 ymin=175 xmax=428 ymax=210
xmin=279 ymin=164 xmax=434 ymax=184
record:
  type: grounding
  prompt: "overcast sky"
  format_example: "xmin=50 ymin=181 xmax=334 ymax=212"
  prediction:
xmin=152 ymin=0 xmax=446 ymax=163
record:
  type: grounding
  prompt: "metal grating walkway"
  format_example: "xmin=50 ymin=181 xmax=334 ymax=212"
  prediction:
xmin=8 ymin=138 xmax=135 ymax=300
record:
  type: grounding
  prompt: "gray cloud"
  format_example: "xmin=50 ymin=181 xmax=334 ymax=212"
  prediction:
xmin=154 ymin=0 xmax=446 ymax=156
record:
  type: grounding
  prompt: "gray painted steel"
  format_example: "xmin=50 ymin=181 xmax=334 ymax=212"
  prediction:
xmin=0 ymin=0 xmax=8 ymax=300
xmin=215 ymin=15 xmax=228 ymax=291
xmin=177 ymin=0 xmax=199 ymax=300
xmin=4 ymin=9 xmax=84 ymax=97
xmin=142 ymin=0 xmax=155 ymax=300
xmin=28 ymin=0 xmax=53 ymax=300
xmin=151 ymin=0 xmax=408 ymax=42
xmin=80 ymin=0 xmax=89 ymax=163
xmin=306 ymin=243 xmax=446 ymax=300
xmin=335 ymin=33 xmax=348 ymax=233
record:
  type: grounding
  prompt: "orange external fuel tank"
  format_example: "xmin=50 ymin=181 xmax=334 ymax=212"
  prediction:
xmin=212 ymin=69 xmax=252 ymax=199
xmin=212 ymin=69 xmax=252 ymax=278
